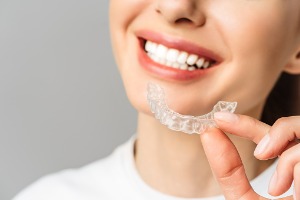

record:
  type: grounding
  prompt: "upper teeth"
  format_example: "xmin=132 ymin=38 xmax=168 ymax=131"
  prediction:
xmin=145 ymin=41 xmax=212 ymax=71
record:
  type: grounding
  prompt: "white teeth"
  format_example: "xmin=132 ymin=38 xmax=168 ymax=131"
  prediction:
xmin=180 ymin=64 xmax=188 ymax=70
xmin=149 ymin=53 xmax=159 ymax=63
xmin=166 ymin=49 xmax=179 ymax=62
xmin=203 ymin=61 xmax=210 ymax=69
xmin=145 ymin=41 xmax=152 ymax=53
xmin=172 ymin=63 xmax=180 ymax=69
xmin=177 ymin=52 xmax=188 ymax=64
xmin=196 ymin=58 xmax=205 ymax=68
xmin=159 ymin=58 xmax=166 ymax=65
xmin=188 ymin=66 xmax=196 ymax=71
xmin=154 ymin=56 xmax=161 ymax=64
xmin=186 ymin=54 xmax=198 ymax=66
xmin=156 ymin=44 xmax=168 ymax=59
xmin=145 ymin=40 xmax=213 ymax=71
xmin=145 ymin=41 xmax=157 ymax=54
xmin=166 ymin=61 xmax=172 ymax=67
xmin=145 ymin=41 xmax=152 ymax=52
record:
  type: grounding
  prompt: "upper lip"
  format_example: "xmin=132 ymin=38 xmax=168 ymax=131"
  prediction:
xmin=135 ymin=30 xmax=223 ymax=64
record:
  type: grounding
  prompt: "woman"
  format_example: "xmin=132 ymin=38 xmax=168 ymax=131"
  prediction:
xmin=14 ymin=0 xmax=300 ymax=199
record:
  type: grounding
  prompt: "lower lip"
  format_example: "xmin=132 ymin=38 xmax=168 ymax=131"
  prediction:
xmin=138 ymin=41 xmax=217 ymax=82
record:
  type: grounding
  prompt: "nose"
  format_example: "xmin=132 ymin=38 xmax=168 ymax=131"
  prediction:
xmin=155 ymin=0 xmax=206 ymax=27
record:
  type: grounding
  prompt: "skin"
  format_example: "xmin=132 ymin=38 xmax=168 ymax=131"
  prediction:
xmin=205 ymin=113 xmax=300 ymax=199
xmin=109 ymin=0 xmax=300 ymax=199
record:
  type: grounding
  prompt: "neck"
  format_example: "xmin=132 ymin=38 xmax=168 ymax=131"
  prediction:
xmin=134 ymin=104 xmax=271 ymax=198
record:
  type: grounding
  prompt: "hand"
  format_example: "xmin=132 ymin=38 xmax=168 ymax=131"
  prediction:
xmin=199 ymin=113 xmax=300 ymax=200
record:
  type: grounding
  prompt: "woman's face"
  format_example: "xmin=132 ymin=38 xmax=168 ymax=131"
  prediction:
xmin=109 ymin=0 xmax=300 ymax=116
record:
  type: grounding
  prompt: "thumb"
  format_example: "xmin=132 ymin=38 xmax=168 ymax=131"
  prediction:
xmin=200 ymin=128 xmax=261 ymax=200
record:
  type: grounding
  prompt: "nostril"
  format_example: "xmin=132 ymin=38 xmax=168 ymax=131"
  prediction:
xmin=155 ymin=2 xmax=205 ymax=27
xmin=175 ymin=18 xmax=193 ymax=24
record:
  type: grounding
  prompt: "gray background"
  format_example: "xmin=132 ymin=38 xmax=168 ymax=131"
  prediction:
xmin=0 ymin=0 xmax=137 ymax=199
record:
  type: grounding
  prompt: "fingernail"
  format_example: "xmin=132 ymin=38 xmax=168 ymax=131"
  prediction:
xmin=294 ymin=188 xmax=298 ymax=200
xmin=214 ymin=112 xmax=239 ymax=123
xmin=254 ymin=134 xmax=270 ymax=156
xmin=268 ymin=171 xmax=277 ymax=193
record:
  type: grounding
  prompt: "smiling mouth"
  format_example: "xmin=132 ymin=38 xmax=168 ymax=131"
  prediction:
xmin=143 ymin=40 xmax=217 ymax=71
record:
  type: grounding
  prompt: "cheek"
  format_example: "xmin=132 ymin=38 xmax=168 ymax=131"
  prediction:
xmin=226 ymin=6 xmax=297 ymax=73
xmin=109 ymin=0 xmax=153 ymax=85
xmin=211 ymin=0 xmax=298 ymax=65
xmin=109 ymin=1 xmax=150 ymax=114
xmin=208 ymin=3 xmax=299 ymax=113
xmin=109 ymin=0 xmax=150 ymax=52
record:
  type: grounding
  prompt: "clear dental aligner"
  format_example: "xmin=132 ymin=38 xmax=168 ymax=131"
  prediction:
xmin=147 ymin=83 xmax=238 ymax=134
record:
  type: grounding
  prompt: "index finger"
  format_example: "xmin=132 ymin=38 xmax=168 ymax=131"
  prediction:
xmin=213 ymin=112 xmax=270 ymax=144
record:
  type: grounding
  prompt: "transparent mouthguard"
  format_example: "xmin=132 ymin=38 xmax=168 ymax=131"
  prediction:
xmin=147 ymin=83 xmax=237 ymax=134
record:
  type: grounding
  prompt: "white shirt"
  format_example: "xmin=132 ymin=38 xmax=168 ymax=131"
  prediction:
xmin=13 ymin=135 xmax=292 ymax=200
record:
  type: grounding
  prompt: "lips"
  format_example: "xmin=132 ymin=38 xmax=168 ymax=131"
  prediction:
xmin=136 ymin=30 xmax=223 ymax=81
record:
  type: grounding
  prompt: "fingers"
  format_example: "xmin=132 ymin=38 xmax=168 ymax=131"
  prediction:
xmin=213 ymin=112 xmax=270 ymax=144
xmin=268 ymin=144 xmax=300 ymax=196
xmin=294 ymin=162 xmax=300 ymax=200
xmin=214 ymin=113 xmax=300 ymax=160
xmin=200 ymin=127 xmax=261 ymax=200
xmin=254 ymin=116 xmax=300 ymax=160
xmin=214 ymin=113 xmax=300 ymax=197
